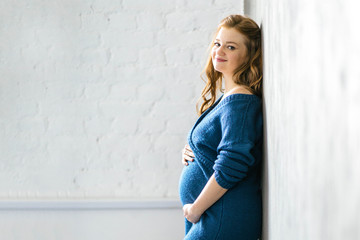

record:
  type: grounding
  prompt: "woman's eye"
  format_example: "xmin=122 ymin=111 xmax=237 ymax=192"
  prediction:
xmin=228 ymin=46 xmax=236 ymax=50
xmin=214 ymin=42 xmax=220 ymax=47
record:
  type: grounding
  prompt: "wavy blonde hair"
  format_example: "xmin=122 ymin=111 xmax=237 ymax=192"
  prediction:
xmin=196 ymin=14 xmax=262 ymax=116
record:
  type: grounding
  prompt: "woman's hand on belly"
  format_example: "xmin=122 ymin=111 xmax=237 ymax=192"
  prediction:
xmin=182 ymin=144 xmax=195 ymax=166
xmin=183 ymin=203 xmax=203 ymax=224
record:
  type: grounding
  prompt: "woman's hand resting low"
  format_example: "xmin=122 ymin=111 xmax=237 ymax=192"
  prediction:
xmin=183 ymin=203 xmax=203 ymax=224
xmin=182 ymin=144 xmax=195 ymax=166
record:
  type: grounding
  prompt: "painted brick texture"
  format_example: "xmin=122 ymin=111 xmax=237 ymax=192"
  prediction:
xmin=0 ymin=0 xmax=243 ymax=199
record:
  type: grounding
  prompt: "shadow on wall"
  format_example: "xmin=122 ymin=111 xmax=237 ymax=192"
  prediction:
xmin=259 ymin=23 xmax=270 ymax=240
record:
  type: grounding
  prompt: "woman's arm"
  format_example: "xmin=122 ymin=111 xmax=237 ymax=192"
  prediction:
xmin=183 ymin=173 xmax=228 ymax=223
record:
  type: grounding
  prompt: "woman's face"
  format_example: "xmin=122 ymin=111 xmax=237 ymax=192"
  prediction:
xmin=211 ymin=27 xmax=248 ymax=77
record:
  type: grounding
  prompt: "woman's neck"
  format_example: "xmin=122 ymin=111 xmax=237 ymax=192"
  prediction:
xmin=222 ymin=75 xmax=252 ymax=96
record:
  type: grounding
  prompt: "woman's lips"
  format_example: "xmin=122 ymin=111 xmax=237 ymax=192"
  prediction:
xmin=216 ymin=58 xmax=227 ymax=62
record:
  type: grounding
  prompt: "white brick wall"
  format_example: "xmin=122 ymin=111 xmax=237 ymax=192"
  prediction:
xmin=0 ymin=0 xmax=243 ymax=200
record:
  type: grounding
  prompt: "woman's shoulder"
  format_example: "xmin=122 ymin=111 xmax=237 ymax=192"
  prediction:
xmin=216 ymin=94 xmax=263 ymax=142
xmin=216 ymin=93 xmax=261 ymax=111
xmin=216 ymin=93 xmax=262 ymax=124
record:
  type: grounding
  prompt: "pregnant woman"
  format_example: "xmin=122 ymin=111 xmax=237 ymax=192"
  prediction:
xmin=179 ymin=15 xmax=263 ymax=240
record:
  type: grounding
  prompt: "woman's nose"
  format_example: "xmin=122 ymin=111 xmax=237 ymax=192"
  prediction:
xmin=216 ymin=46 xmax=225 ymax=56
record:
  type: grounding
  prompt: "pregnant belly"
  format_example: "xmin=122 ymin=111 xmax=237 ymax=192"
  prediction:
xmin=179 ymin=159 xmax=208 ymax=205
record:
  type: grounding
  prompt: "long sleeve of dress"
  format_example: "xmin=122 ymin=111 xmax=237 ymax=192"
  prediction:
xmin=213 ymin=100 xmax=261 ymax=189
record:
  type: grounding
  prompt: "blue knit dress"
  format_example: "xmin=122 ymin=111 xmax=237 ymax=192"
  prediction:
xmin=179 ymin=93 xmax=263 ymax=240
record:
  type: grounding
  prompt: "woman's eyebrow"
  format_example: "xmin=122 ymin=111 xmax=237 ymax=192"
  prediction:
xmin=215 ymin=39 xmax=240 ymax=46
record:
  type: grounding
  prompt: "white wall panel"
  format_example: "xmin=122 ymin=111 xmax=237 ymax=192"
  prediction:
xmin=245 ymin=0 xmax=360 ymax=239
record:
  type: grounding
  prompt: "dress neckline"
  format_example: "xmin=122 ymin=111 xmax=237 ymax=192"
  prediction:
xmin=212 ymin=93 xmax=260 ymax=111
xmin=188 ymin=93 xmax=261 ymax=145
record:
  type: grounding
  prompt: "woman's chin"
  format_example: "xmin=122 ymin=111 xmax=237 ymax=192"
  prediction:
xmin=213 ymin=67 xmax=224 ymax=73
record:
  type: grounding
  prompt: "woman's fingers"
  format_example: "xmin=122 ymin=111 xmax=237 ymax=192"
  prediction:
xmin=182 ymin=157 xmax=188 ymax=166
xmin=182 ymin=146 xmax=195 ymax=166
xmin=185 ymin=145 xmax=195 ymax=157
xmin=184 ymin=149 xmax=194 ymax=161
xmin=185 ymin=155 xmax=194 ymax=162
xmin=182 ymin=144 xmax=195 ymax=166
xmin=182 ymin=155 xmax=194 ymax=166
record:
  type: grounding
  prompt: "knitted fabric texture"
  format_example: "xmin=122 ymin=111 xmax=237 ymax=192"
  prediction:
xmin=179 ymin=93 xmax=263 ymax=240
